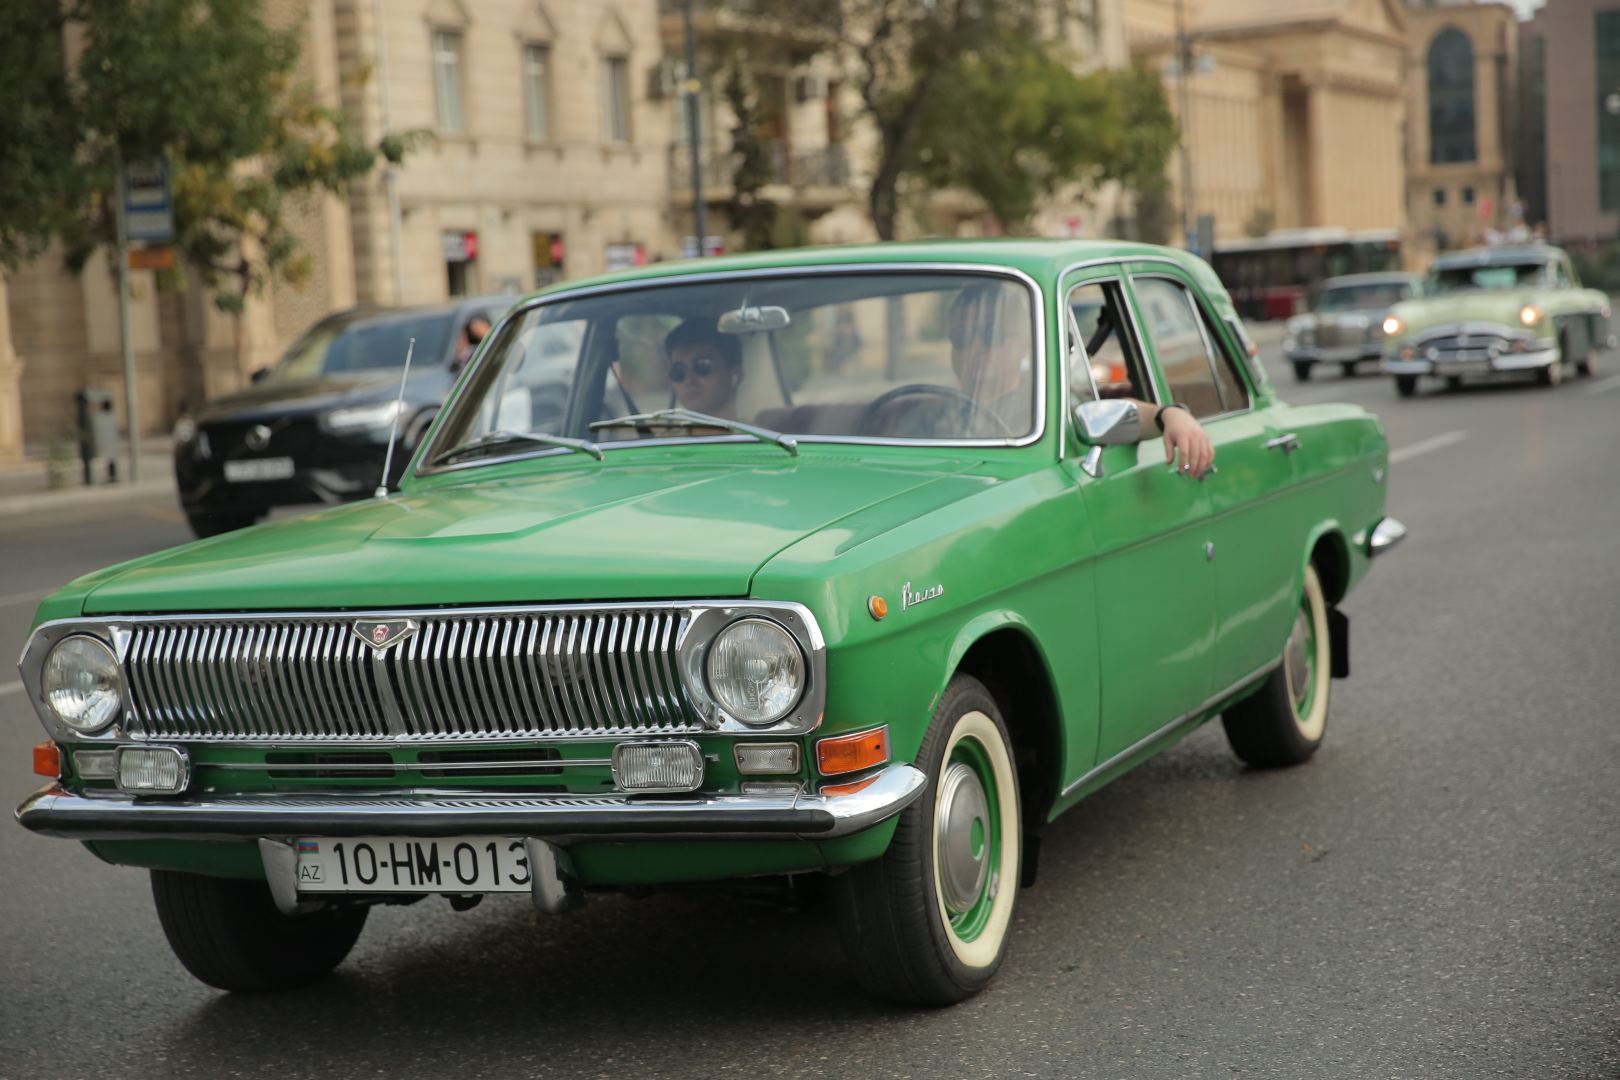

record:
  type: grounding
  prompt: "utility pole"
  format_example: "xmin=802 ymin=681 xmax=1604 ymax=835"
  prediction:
xmin=1175 ymin=0 xmax=1196 ymax=253
xmin=113 ymin=158 xmax=140 ymax=484
xmin=682 ymin=0 xmax=708 ymax=257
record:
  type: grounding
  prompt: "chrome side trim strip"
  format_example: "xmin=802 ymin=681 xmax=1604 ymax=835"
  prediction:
xmin=15 ymin=763 xmax=928 ymax=842
xmin=1059 ymin=658 xmax=1281 ymax=799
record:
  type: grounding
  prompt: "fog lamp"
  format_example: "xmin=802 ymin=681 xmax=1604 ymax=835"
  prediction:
xmin=611 ymin=741 xmax=704 ymax=793
xmin=734 ymin=743 xmax=802 ymax=775
xmin=73 ymin=749 xmax=117 ymax=780
xmin=115 ymin=746 xmax=190 ymax=795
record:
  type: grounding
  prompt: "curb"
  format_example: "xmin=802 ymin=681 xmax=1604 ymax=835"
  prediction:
xmin=0 ymin=477 xmax=177 ymax=517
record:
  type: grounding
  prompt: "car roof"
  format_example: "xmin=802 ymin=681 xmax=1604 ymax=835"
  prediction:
xmin=1431 ymin=245 xmax=1560 ymax=269
xmin=521 ymin=239 xmax=1212 ymax=302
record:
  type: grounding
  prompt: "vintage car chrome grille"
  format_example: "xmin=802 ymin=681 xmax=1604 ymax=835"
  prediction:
xmin=122 ymin=609 xmax=698 ymax=742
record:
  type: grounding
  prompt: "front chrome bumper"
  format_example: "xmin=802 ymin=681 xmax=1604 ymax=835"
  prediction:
xmin=14 ymin=764 xmax=927 ymax=843
xmin=1382 ymin=345 xmax=1559 ymax=376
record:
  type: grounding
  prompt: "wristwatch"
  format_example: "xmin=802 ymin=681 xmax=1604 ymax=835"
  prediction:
xmin=1155 ymin=402 xmax=1189 ymax=433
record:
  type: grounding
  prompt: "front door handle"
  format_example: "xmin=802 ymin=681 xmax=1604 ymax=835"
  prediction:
xmin=1264 ymin=433 xmax=1301 ymax=454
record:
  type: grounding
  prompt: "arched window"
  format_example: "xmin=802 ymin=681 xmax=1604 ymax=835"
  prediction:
xmin=1428 ymin=28 xmax=1477 ymax=165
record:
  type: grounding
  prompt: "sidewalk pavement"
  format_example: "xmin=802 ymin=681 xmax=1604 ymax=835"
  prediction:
xmin=0 ymin=437 xmax=177 ymax=518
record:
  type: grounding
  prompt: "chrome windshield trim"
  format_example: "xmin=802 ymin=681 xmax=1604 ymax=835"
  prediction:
xmin=411 ymin=262 xmax=1050 ymax=478
xmin=15 ymin=763 xmax=928 ymax=842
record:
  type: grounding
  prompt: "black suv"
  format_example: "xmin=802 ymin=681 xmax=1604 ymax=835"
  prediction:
xmin=174 ymin=297 xmax=513 ymax=537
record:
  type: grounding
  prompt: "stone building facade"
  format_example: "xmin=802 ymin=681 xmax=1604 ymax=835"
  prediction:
xmin=1403 ymin=1 xmax=1522 ymax=258
xmin=1125 ymin=0 xmax=1409 ymax=245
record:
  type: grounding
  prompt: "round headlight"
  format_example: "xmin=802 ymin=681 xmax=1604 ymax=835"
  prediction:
xmin=1382 ymin=315 xmax=1403 ymax=337
xmin=42 ymin=636 xmax=123 ymax=733
xmin=1519 ymin=304 xmax=1542 ymax=327
xmin=705 ymin=618 xmax=806 ymax=726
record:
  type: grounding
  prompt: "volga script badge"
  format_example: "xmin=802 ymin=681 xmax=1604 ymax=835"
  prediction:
xmin=352 ymin=619 xmax=418 ymax=651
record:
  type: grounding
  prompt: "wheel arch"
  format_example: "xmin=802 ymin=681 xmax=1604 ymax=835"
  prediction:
xmin=943 ymin=616 xmax=1066 ymax=843
xmin=1303 ymin=521 xmax=1351 ymax=605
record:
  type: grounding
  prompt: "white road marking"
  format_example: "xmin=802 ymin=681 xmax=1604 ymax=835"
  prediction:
xmin=0 ymin=587 xmax=49 ymax=609
xmin=1389 ymin=430 xmax=1468 ymax=465
xmin=1583 ymin=372 xmax=1620 ymax=395
xmin=0 ymin=680 xmax=24 ymax=698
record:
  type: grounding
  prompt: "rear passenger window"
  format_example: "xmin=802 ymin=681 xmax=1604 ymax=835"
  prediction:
xmin=1132 ymin=277 xmax=1249 ymax=418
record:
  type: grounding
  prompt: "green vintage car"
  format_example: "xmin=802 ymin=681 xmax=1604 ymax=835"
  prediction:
xmin=15 ymin=240 xmax=1404 ymax=1005
xmin=1381 ymin=244 xmax=1614 ymax=396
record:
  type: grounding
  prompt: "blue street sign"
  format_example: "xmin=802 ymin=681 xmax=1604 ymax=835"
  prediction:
xmin=123 ymin=158 xmax=174 ymax=244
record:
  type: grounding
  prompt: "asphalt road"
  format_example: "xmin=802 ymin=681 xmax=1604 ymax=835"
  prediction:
xmin=2 ymin=345 xmax=1617 ymax=1079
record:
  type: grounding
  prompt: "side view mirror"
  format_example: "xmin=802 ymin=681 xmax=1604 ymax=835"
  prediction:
xmin=250 ymin=367 xmax=271 ymax=384
xmin=1073 ymin=398 xmax=1141 ymax=479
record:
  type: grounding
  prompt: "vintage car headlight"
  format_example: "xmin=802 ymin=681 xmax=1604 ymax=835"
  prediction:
xmin=1519 ymin=304 xmax=1543 ymax=327
xmin=321 ymin=400 xmax=404 ymax=434
xmin=1381 ymin=315 xmax=1403 ymax=337
xmin=42 ymin=636 xmax=123 ymax=733
xmin=705 ymin=618 xmax=806 ymax=726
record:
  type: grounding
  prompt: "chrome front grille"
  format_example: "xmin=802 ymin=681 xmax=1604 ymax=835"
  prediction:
xmin=123 ymin=608 xmax=697 ymax=742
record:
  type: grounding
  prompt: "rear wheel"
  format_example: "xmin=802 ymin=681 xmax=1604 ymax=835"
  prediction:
xmin=151 ymin=870 xmax=368 ymax=993
xmin=1292 ymin=360 xmax=1313 ymax=382
xmin=1340 ymin=362 xmax=1357 ymax=378
xmin=832 ymin=674 xmax=1021 ymax=1006
xmin=1395 ymin=375 xmax=1419 ymax=398
xmin=1574 ymin=329 xmax=1595 ymax=377
xmin=1220 ymin=564 xmax=1332 ymax=768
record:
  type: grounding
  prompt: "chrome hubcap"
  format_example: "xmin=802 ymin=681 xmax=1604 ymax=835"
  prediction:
xmin=1285 ymin=609 xmax=1312 ymax=710
xmin=936 ymin=761 xmax=990 ymax=914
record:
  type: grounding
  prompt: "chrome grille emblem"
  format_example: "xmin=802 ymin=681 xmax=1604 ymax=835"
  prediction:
xmin=352 ymin=618 xmax=418 ymax=651
xmin=244 ymin=424 xmax=273 ymax=451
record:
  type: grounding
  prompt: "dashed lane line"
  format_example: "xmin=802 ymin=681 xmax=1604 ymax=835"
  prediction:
xmin=1389 ymin=430 xmax=1468 ymax=465
xmin=1583 ymin=372 xmax=1620 ymax=395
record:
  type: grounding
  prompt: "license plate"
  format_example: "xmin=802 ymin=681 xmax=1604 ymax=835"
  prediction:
xmin=295 ymin=836 xmax=532 ymax=894
xmin=224 ymin=456 xmax=295 ymax=482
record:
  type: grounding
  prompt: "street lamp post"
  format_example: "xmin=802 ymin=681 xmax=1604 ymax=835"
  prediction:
xmin=682 ymin=0 xmax=707 ymax=258
xmin=1176 ymin=0 xmax=1197 ymax=253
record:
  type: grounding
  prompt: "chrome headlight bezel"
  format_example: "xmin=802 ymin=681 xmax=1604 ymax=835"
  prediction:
xmin=678 ymin=604 xmax=824 ymax=735
xmin=30 ymin=630 xmax=129 ymax=738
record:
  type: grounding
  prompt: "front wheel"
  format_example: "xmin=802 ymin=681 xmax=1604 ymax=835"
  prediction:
xmin=151 ymin=870 xmax=368 ymax=993
xmin=1292 ymin=359 xmax=1313 ymax=382
xmin=832 ymin=674 xmax=1021 ymax=1006
xmin=1220 ymin=563 xmax=1332 ymax=768
xmin=1394 ymin=374 xmax=1419 ymax=398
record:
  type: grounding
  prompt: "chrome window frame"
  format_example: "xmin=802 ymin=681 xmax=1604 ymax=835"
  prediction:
xmin=1061 ymin=271 xmax=1153 ymax=409
xmin=411 ymin=262 xmax=1050 ymax=479
xmin=18 ymin=600 xmax=828 ymax=746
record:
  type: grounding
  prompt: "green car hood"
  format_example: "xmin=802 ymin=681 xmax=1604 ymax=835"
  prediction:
xmin=77 ymin=457 xmax=983 ymax=614
xmin=1388 ymin=289 xmax=1544 ymax=336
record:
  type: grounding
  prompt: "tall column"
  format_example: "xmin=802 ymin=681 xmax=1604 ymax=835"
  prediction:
xmin=0 ymin=276 xmax=26 ymax=463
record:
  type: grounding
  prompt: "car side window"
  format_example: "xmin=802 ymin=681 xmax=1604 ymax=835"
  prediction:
xmin=1131 ymin=276 xmax=1229 ymax=419
xmin=1067 ymin=279 xmax=1156 ymax=406
xmin=1194 ymin=305 xmax=1252 ymax=412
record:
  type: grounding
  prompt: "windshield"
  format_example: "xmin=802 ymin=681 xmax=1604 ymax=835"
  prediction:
xmin=1427 ymin=262 xmax=1550 ymax=294
xmin=1317 ymin=282 xmax=1410 ymax=311
xmin=421 ymin=271 xmax=1039 ymax=469
xmin=264 ymin=310 xmax=457 ymax=382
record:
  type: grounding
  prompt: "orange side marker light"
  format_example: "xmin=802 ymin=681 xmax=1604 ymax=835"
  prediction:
xmin=33 ymin=742 xmax=62 ymax=779
xmin=816 ymin=726 xmax=890 ymax=777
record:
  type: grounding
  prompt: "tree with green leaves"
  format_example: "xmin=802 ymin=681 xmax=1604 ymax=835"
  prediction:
xmin=722 ymin=55 xmax=778 ymax=253
xmin=0 ymin=0 xmax=413 ymax=313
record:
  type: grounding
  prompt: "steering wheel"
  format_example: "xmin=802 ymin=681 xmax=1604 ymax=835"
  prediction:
xmin=856 ymin=383 xmax=1014 ymax=438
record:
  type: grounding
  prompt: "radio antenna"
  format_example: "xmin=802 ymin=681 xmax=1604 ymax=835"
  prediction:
xmin=374 ymin=336 xmax=416 ymax=498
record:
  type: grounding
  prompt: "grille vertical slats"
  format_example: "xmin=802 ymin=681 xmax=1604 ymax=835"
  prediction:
xmin=125 ymin=608 xmax=698 ymax=741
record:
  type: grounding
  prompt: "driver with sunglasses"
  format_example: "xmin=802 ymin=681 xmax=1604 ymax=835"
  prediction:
xmin=663 ymin=319 xmax=744 ymax=423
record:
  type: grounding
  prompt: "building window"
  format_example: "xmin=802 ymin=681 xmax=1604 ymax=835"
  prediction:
xmin=603 ymin=55 xmax=631 ymax=143
xmin=1462 ymin=185 xmax=1474 ymax=204
xmin=1434 ymin=188 xmax=1447 ymax=207
xmin=1599 ymin=11 xmax=1620 ymax=212
xmin=433 ymin=29 xmax=466 ymax=134
xmin=524 ymin=44 xmax=551 ymax=141
xmin=1427 ymin=28 xmax=1476 ymax=165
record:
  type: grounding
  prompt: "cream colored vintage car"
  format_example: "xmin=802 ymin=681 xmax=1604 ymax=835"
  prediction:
xmin=1381 ymin=246 xmax=1613 ymax=397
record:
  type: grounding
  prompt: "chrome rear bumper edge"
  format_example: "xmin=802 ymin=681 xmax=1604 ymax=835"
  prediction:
xmin=1368 ymin=516 xmax=1408 ymax=556
xmin=15 ymin=764 xmax=926 ymax=843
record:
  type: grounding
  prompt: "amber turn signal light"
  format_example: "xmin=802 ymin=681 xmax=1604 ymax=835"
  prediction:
xmin=33 ymin=742 xmax=62 ymax=779
xmin=821 ymin=773 xmax=882 ymax=798
xmin=816 ymin=726 xmax=889 ymax=776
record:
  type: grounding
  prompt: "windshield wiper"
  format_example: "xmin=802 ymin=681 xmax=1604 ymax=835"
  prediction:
xmin=428 ymin=429 xmax=603 ymax=466
xmin=589 ymin=408 xmax=798 ymax=456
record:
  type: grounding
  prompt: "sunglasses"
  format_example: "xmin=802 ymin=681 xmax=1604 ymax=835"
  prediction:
xmin=668 ymin=356 xmax=719 ymax=383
